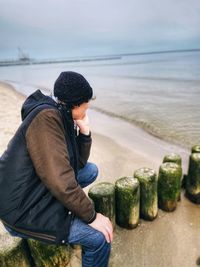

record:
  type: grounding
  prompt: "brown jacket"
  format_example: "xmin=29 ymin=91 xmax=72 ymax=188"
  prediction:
xmin=26 ymin=108 xmax=96 ymax=223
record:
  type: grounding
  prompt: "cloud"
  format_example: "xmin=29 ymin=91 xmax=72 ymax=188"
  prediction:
xmin=0 ymin=0 xmax=200 ymax=58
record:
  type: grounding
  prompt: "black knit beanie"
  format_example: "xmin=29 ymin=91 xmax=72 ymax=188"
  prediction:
xmin=54 ymin=71 xmax=93 ymax=107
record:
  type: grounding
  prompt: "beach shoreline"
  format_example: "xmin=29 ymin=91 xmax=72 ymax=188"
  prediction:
xmin=91 ymin=105 xmax=194 ymax=151
xmin=0 ymin=80 xmax=190 ymax=170
xmin=0 ymin=81 xmax=199 ymax=267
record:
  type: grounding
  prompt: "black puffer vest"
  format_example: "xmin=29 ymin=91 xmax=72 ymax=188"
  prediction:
xmin=0 ymin=90 xmax=76 ymax=244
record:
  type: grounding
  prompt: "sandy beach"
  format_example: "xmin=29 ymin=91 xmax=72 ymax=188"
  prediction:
xmin=0 ymin=81 xmax=200 ymax=267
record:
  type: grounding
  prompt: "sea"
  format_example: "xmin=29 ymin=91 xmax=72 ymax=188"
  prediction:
xmin=0 ymin=50 xmax=200 ymax=149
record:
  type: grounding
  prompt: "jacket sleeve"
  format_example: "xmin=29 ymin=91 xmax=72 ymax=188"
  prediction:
xmin=76 ymin=132 xmax=92 ymax=169
xmin=26 ymin=109 xmax=96 ymax=223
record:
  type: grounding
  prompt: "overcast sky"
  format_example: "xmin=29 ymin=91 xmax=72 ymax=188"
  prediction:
xmin=0 ymin=0 xmax=200 ymax=59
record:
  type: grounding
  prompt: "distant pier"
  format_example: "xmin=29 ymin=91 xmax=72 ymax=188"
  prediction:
xmin=0 ymin=56 xmax=121 ymax=67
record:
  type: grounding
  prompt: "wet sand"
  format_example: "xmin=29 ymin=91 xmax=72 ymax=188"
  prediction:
xmin=0 ymin=82 xmax=200 ymax=267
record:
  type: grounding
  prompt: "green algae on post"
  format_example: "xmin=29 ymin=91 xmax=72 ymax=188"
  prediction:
xmin=134 ymin=168 xmax=158 ymax=221
xmin=186 ymin=153 xmax=200 ymax=204
xmin=162 ymin=153 xmax=182 ymax=201
xmin=163 ymin=153 xmax=182 ymax=166
xmin=158 ymin=162 xmax=182 ymax=212
xmin=27 ymin=239 xmax=71 ymax=267
xmin=115 ymin=177 xmax=140 ymax=229
xmin=0 ymin=237 xmax=30 ymax=267
xmin=191 ymin=145 xmax=200 ymax=153
xmin=88 ymin=182 xmax=115 ymax=226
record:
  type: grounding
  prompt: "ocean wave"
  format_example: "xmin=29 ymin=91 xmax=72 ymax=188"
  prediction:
xmin=91 ymin=106 xmax=198 ymax=149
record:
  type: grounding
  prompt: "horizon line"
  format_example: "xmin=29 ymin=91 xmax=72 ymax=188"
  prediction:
xmin=95 ymin=48 xmax=200 ymax=59
xmin=0 ymin=47 xmax=200 ymax=66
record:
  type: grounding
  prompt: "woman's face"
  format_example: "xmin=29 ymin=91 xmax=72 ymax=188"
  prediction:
xmin=72 ymin=102 xmax=90 ymax=120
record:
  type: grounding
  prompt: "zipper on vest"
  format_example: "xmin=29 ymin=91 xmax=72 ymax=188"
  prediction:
xmin=2 ymin=220 xmax=56 ymax=242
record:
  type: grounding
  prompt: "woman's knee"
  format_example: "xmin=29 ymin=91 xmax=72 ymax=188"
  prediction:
xmin=90 ymin=231 xmax=110 ymax=252
xmin=82 ymin=231 xmax=111 ymax=266
xmin=86 ymin=162 xmax=98 ymax=182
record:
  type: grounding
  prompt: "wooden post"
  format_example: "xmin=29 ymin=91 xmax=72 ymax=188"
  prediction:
xmin=191 ymin=145 xmax=200 ymax=153
xmin=158 ymin=162 xmax=182 ymax=211
xmin=163 ymin=153 xmax=182 ymax=166
xmin=88 ymin=182 xmax=115 ymax=226
xmin=115 ymin=177 xmax=140 ymax=229
xmin=27 ymin=239 xmax=71 ymax=267
xmin=134 ymin=168 xmax=158 ymax=221
xmin=186 ymin=153 xmax=200 ymax=204
xmin=162 ymin=153 xmax=182 ymax=201
xmin=0 ymin=222 xmax=30 ymax=267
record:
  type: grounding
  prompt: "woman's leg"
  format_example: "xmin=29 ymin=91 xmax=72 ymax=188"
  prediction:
xmin=77 ymin=162 xmax=98 ymax=188
xmin=68 ymin=217 xmax=111 ymax=267
xmin=72 ymin=163 xmax=110 ymax=266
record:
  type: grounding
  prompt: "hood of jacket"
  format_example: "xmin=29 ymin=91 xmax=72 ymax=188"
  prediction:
xmin=21 ymin=90 xmax=57 ymax=121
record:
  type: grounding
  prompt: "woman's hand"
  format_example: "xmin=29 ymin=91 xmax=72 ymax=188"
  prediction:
xmin=75 ymin=114 xmax=90 ymax=135
xmin=89 ymin=213 xmax=113 ymax=243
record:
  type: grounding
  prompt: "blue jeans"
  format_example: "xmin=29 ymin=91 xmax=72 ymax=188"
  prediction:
xmin=4 ymin=162 xmax=111 ymax=267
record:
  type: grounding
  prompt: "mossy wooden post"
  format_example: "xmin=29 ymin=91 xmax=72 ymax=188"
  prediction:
xmin=163 ymin=153 xmax=182 ymax=201
xmin=88 ymin=182 xmax=115 ymax=226
xmin=0 ymin=222 xmax=30 ymax=267
xmin=158 ymin=162 xmax=182 ymax=211
xmin=163 ymin=153 xmax=182 ymax=166
xmin=28 ymin=239 xmax=71 ymax=267
xmin=191 ymin=145 xmax=200 ymax=153
xmin=115 ymin=177 xmax=140 ymax=229
xmin=186 ymin=153 xmax=200 ymax=204
xmin=134 ymin=168 xmax=158 ymax=221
